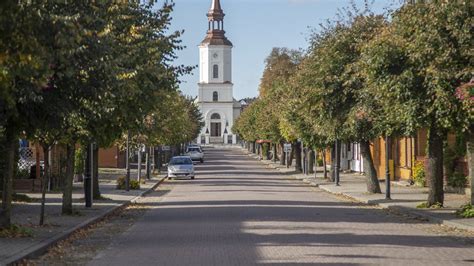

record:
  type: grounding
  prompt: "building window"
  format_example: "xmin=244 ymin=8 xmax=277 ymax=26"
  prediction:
xmin=213 ymin=91 xmax=218 ymax=102
xmin=211 ymin=113 xmax=220 ymax=119
xmin=213 ymin=64 xmax=218 ymax=79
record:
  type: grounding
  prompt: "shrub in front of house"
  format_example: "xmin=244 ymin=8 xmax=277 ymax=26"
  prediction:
xmin=412 ymin=160 xmax=426 ymax=187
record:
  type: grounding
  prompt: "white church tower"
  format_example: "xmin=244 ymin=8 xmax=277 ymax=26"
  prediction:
xmin=196 ymin=0 xmax=241 ymax=145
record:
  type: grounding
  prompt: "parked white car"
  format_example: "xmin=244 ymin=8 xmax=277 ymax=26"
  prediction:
xmin=186 ymin=146 xmax=204 ymax=163
xmin=168 ymin=156 xmax=195 ymax=179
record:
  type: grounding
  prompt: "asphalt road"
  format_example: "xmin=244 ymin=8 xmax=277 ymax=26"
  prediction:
xmin=89 ymin=147 xmax=474 ymax=266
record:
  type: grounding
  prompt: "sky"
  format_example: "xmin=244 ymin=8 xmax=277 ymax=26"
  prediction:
xmin=168 ymin=0 xmax=402 ymax=99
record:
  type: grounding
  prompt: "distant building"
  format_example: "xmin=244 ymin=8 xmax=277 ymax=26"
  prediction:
xmin=238 ymin=97 xmax=256 ymax=112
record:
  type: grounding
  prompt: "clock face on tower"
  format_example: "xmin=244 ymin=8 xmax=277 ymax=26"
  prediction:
xmin=213 ymin=53 xmax=218 ymax=59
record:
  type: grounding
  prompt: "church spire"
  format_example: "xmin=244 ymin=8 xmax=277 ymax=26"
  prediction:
xmin=208 ymin=0 xmax=224 ymax=21
xmin=201 ymin=0 xmax=232 ymax=46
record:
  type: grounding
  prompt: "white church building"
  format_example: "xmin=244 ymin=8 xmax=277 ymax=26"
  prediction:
xmin=196 ymin=0 xmax=241 ymax=145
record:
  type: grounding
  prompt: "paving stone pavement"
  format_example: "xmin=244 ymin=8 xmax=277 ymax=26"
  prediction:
xmin=0 ymin=170 xmax=164 ymax=266
xmin=90 ymin=147 xmax=474 ymax=266
xmin=257 ymin=158 xmax=474 ymax=232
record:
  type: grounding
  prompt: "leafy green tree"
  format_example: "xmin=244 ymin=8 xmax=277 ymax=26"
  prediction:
xmin=233 ymin=100 xmax=261 ymax=152
xmin=361 ymin=1 xmax=472 ymax=205
xmin=0 ymin=1 xmax=50 ymax=228
xmin=1 ymin=1 xmax=192 ymax=225
xmin=339 ymin=15 xmax=388 ymax=193
xmin=290 ymin=13 xmax=387 ymax=190
xmin=21 ymin=2 xmax=124 ymax=218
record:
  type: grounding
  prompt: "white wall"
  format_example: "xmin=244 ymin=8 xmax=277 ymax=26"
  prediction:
xmin=199 ymin=45 xmax=232 ymax=84
xmin=198 ymin=83 xmax=233 ymax=102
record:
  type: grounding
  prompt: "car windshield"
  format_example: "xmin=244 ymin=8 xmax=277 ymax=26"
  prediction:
xmin=187 ymin=147 xmax=201 ymax=152
xmin=170 ymin=158 xmax=193 ymax=165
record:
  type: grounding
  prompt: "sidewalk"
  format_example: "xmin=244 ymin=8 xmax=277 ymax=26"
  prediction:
xmin=1 ymin=169 xmax=166 ymax=266
xmin=243 ymin=149 xmax=474 ymax=232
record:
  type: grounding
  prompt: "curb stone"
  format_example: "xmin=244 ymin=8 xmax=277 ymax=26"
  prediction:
xmin=240 ymin=148 xmax=474 ymax=233
xmin=4 ymin=176 xmax=166 ymax=266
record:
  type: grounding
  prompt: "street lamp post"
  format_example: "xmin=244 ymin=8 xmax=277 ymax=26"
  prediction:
xmin=385 ymin=136 xmax=391 ymax=199
xmin=84 ymin=143 xmax=94 ymax=207
xmin=335 ymin=140 xmax=340 ymax=186
xmin=126 ymin=130 xmax=130 ymax=192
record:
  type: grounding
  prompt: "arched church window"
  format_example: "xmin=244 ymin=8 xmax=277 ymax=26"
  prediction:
xmin=213 ymin=91 xmax=218 ymax=102
xmin=211 ymin=113 xmax=220 ymax=120
xmin=213 ymin=64 xmax=218 ymax=79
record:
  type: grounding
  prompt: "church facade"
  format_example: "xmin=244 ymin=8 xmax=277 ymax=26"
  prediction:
xmin=196 ymin=0 xmax=241 ymax=145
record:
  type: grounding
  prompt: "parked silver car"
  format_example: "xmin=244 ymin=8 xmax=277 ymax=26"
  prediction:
xmin=186 ymin=146 xmax=204 ymax=163
xmin=168 ymin=156 xmax=195 ymax=179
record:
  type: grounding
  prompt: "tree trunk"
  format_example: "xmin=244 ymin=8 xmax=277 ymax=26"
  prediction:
xmin=62 ymin=142 xmax=75 ymax=215
xmin=272 ymin=143 xmax=277 ymax=162
xmin=329 ymin=145 xmax=336 ymax=182
xmin=467 ymin=128 xmax=474 ymax=205
xmin=309 ymin=149 xmax=315 ymax=174
xmin=360 ymin=140 xmax=381 ymax=193
xmin=427 ymin=126 xmax=445 ymax=206
xmin=146 ymin=146 xmax=151 ymax=180
xmin=92 ymin=145 xmax=100 ymax=200
xmin=280 ymin=142 xmax=286 ymax=165
xmin=288 ymin=144 xmax=294 ymax=167
xmin=322 ymin=149 xmax=328 ymax=179
xmin=40 ymin=144 xmax=51 ymax=226
xmin=265 ymin=143 xmax=271 ymax=160
xmin=304 ymin=146 xmax=309 ymax=175
xmin=294 ymin=141 xmax=302 ymax=173
xmin=0 ymin=127 xmax=16 ymax=229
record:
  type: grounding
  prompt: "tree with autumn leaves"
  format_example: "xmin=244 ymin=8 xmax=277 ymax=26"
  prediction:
xmin=0 ymin=2 xmax=201 ymax=229
xmin=234 ymin=1 xmax=472 ymax=206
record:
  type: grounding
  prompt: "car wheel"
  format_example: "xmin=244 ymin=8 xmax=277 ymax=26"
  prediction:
xmin=168 ymin=176 xmax=172 ymax=180
xmin=191 ymin=176 xmax=195 ymax=180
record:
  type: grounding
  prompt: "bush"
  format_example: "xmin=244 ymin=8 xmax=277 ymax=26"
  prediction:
xmin=116 ymin=176 xmax=140 ymax=190
xmin=412 ymin=160 xmax=426 ymax=187
xmin=447 ymin=172 xmax=467 ymax=188
xmin=456 ymin=204 xmax=474 ymax=218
